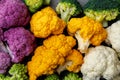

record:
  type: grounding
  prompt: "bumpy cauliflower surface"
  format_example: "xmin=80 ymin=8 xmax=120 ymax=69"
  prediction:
xmin=27 ymin=34 xmax=76 ymax=80
xmin=0 ymin=52 xmax=11 ymax=74
xmin=0 ymin=0 xmax=30 ymax=29
xmin=105 ymin=20 xmax=120 ymax=57
xmin=81 ymin=46 xmax=120 ymax=80
xmin=4 ymin=27 xmax=35 ymax=63
xmin=57 ymin=49 xmax=83 ymax=73
xmin=30 ymin=7 xmax=66 ymax=38
xmin=67 ymin=16 xmax=107 ymax=53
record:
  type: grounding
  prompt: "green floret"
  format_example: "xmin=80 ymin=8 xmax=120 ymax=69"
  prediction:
xmin=45 ymin=74 xmax=60 ymax=80
xmin=9 ymin=64 xmax=28 ymax=80
xmin=63 ymin=72 xmax=82 ymax=80
xmin=0 ymin=64 xmax=28 ymax=80
xmin=0 ymin=74 xmax=6 ymax=80
xmin=24 ymin=0 xmax=43 ymax=13
xmin=56 ymin=0 xmax=82 ymax=22
xmin=83 ymin=0 xmax=120 ymax=27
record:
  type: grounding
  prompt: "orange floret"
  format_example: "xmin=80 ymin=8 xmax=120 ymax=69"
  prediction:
xmin=66 ymin=49 xmax=83 ymax=72
xmin=57 ymin=49 xmax=83 ymax=73
xmin=67 ymin=16 xmax=107 ymax=53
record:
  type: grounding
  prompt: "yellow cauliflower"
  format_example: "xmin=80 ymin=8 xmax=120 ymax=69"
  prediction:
xmin=67 ymin=16 xmax=107 ymax=53
xmin=57 ymin=49 xmax=83 ymax=73
xmin=30 ymin=7 xmax=66 ymax=38
xmin=27 ymin=34 xmax=76 ymax=80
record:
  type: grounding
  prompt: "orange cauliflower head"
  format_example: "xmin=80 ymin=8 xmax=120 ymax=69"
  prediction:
xmin=30 ymin=7 xmax=66 ymax=38
xmin=67 ymin=16 xmax=107 ymax=53
xmin=27 ymin=34 xmax=76 ymax=80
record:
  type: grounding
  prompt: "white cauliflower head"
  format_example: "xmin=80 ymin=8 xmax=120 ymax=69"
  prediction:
xmin=81 ymin=46 xmax=120 ymax=80
xmin=105 ymin=20 xmax=120 ymax=57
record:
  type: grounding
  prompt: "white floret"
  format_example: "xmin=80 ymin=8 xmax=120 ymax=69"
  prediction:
xmin=81 ymin=46 xmax=120 ymax=80
xmin=105 ymin=20 xmax=120 ymax=57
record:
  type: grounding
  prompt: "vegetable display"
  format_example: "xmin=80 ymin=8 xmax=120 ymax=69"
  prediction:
xmin=0 ymin=0 xmax=120 ymax=80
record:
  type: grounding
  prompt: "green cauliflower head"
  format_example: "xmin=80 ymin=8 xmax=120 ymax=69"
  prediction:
xmin=83 ymin=0 xmax=120 ymax=27
xmin=45 ymin=74 xmax=60 ymax=80
xmin=64 ymin=72 xmax=82 ymax=80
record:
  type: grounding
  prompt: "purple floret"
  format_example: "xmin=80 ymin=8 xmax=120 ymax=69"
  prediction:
xmin=4 ymin=27 xmax=35 ymax=63
xmin=0 ymin=0 xmax=30 ymax=29
xmin=0 ymin=52 xmax=11 ymax=74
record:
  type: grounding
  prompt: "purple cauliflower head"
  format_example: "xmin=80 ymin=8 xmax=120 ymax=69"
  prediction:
xmin=4 ymin=27 xmax=35 ymax=63
xmin=0 ymin=0 xmax=30 ymax=29
xmin=0 ymin=52 xmax=11 ymax=74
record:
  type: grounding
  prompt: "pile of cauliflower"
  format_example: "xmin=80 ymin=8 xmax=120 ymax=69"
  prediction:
xmin=0 ymin=0 xmax=120 ymax=80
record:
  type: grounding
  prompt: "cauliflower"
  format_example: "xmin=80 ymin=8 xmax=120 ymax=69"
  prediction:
xmin=0 ymin=0 xmax=30 ymax=29
xmin=3 ymin=27 xmax=35 ymax=63
xmin=27 ymin=34 xmax=76 ymax=80
xmin=45 ymin=74 xmax=60 ymax=80
xmin=63 ymin=72 xmax=82 ymax=80
xmin=8 ymin=63 xmax=28 ymax=80
xmin=0 ymin=52 xmax=11 ymax=74
xmin=56 ymin=0 xmax=82 ymax=22
xmin=81 ymin=46 xmax=120 ymax=80
xmin=83 ymin=0 xmax=120 ymax=27
xmin=105 ymin=20 xmax=120 ymax=57
xmin=0 ymin=63 xmax=28 ymax=80
xmin=57 ymin=49 xmax=83 ymax=73
xmin=67 ymin=16 xmax=107 ymax=53
xmin=30 ymin=7 xmax=66 ymax=38
xmin=24 ymin=0 xmax=51 ymax=13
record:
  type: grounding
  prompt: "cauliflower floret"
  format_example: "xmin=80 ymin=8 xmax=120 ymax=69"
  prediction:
xmin=105 ymin=20 xmax=120 ymax=57
xmin=0 ymin=0 xmax=30 ymax=29
xmin=0 ymin=52 xmax=11 ymax=74
xmin=27 ymin=34 xmax=76 ymax=80
xmin=57 ymin=49 xmax=83 ymax=73
xmin=30 ymin=7 xmax=66 ymax=38
xmin=81 ymin=46 xmax=120 ymax=80
xmin=43 ymin=34 xmax=76 ymax=57
xmin=67 ymin=16 xmax=107 ymax=53
xmin=3 ymin=27 xmax=35 ymax=63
